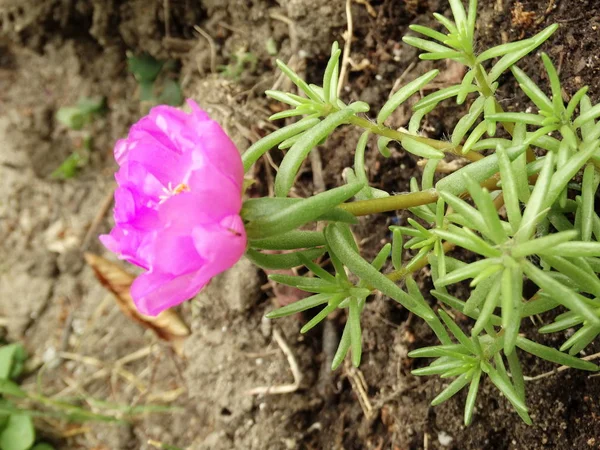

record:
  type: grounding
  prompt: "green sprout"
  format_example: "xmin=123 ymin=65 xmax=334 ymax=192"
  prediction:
xmin=127 ymin=53 xmax=183 ymax=106
xmin=0 ymin=342 xmax=179 ymax=450
xmin=239 ymin=0 xmax=600 ymax=424
xmin=53 ymin=97 xmax=104 ymax=179
xmin=218 ymin=49 xmax=258 ymax=80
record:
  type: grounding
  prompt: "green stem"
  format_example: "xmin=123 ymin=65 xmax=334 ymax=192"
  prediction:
xmin=348 ymin=116 xmax=484 ymax=163
xmin=385 ymin=241 xmax=455 ymax=282
xmin=338 ymin=188 xmax=439 ymax=216
xmin=473 ymin=63 xmax=493 ymax=98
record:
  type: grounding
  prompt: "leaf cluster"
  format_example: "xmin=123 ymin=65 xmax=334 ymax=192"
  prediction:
xmin=0 ymin=343 xmax=53 ymax=450
xmin=127 ymin=53 xmax=182 ymax=107
xmin=241 ymin=0 xmax=600 ymax=424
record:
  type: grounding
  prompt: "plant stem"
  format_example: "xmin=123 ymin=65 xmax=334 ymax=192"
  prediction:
xmin=348 ymin=116 xmax=484 ymax=163
xmin=385 ymin=241 xmax=455 ymax=282
xmin=338 ymin=188 xmax=439 ymax=216
xmin=473 ymin=63 xmax=493 ymax=98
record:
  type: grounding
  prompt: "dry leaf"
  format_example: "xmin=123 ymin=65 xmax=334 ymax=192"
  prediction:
xmin=84 ymin=253 xmax=190 ymax=356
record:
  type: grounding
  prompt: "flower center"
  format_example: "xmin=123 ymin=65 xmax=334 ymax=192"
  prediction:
xmin=159 ymin=182 xmax=190 ymax=204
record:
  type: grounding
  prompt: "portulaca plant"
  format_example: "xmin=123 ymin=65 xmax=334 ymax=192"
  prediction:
xmin=103 ymin=0 xmax=600 ymax=425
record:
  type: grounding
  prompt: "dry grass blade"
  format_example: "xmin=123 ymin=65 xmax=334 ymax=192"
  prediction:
xmin=84 ymin=253 xmax=190 ymax=356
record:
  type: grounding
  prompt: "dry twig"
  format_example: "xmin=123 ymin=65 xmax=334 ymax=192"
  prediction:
xmin=247 ymin=328 xmax=302 ymax=395
xmin=338 ymin=0 xmax=354 ymax=97
xmin=193 ymin=25 xmax=217 ymax=75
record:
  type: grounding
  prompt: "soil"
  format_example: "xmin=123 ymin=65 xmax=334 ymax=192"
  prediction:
xmin=2 ymin=0 xmax=600 ymax=449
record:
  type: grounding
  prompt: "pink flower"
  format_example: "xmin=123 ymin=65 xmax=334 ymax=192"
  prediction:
xmin=100 ymin=100 xmax=246 ymax=316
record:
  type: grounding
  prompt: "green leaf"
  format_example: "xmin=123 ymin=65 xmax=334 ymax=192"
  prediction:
xmin=0 ymin=380 xmax=26 ymax=398
xmin=522 ymin=260 xmax=600 ymax=326
xmin=265 ymin=293 xmax=332 ymax=319
xmin=486 ymin=366 xmax=528 ymax=415
xmin=485 ymin=113 xmax=545 ymax=126
xmin=323 ymin=42 xmax=341 ymax=104
xmin=51 ymin=153 xmax=83 ymax=180
xmin=440 ymin=192 xmax=486 ymax=232
xmin=433 ymin=13 xmax=458 ymax=34
xmin=477 ymin=39 xmax=539 ymax=63
xmin=413 ymin=360 xmax=467 ymax=376
xmin=138 ymin=80 xmax=155 ymax=102
xmin=511 ymin=230 xmax=579 ymax=259
xmin=580 ymin=163 xmax=598 ymax=241
xmin=464 ymin=274 xmax=496 ymax=314
xmin=466 ymin=0 xmax=477 ymax=40
xmin=377 ymin=137 xmax=392 ymax=157
xmin=0 ymin=345 xmax=21 ymax=380
xmin=353 ymin=131 xmax=371 ymax=196
xmin=482 ymin=96 xmax=497 ymax=136
xmin=438 ymin=309 xmax=475 ymax=352
xmin=511 ymin=65 xmax=553 ymax=113
xmin=521 ymin=295 xmax=558 ymax=318
xmin=400 ymin=135 xmax=444 ymax=159
xmin=472 ymin=278 xmax=501 ymax=335
xmin=265 ymin=90 xmax=306 ymax=107
xmin=275 ymin=60 xmax=322 ymax=103
xmin=431 ymin=372 xmax=471 ymax=406
xmin=245 ymin=182 xmax=363 ymax=239
xmin=370 ymin=244 xmax=391 ymax=271
xmin=461 ymin=121 xmax=489 ymax=154
xmin=540 ymin=53 xmax=564 ymax=113
xmin=246 ymin=248 xmax=326 ymax=270
xmin=516 ymin=336 xmax=598 ymax=371
xmin=506 ymin=350 xmax=525 ymax=400
xmin=158 ymin=79 xmax=183 ymax=106
xmin=496 ymin=146 xmax=522 ymax=231
xmin=377 ymin=70 xmax=439 ymax=125
xmin=325 ymin=225 xmax=431 ymax=321
xmin=464 ymin=176 xmax=507 ymax=245
xmin=464 ymin=368 xmax=481 ymax=425
xmin=269 ymin=109 xmax=309 ymax=121
xmin=402 ymin=36 xmax=455 ymax=56
xmin=415 ymin=85 xmax=476 ymax=111
xmin=31 ymin=445 xmax=56 ymax=450
xmin=331 ymin=322 xmax=351 ymax=370
xmin=242 ymin=197 xmax=356 ymax=225
xmin=348 ymin=298 xmax=362 ymax=367
xmin=242 ymin=118 xmax=320 ymax=172
xmin=542 ymin=255 xmax=600 ymax=298
xmin=566 ymin=86 xmax=589 ymax=120
xmin=517 ymin=150 xmax=555 ymax=242
xmin=434 ymin=227 xmax=501 ymax=258
xmin=435 ymin=258 xmax=502 ymax=287
xmin=448 ymin=0 xmax=468 ymax=30
xmin=436 ymin=144 xmax=526 ymax=196
xmin=548 ymin=140 xmax=600 ymax=205
xmin=560 ymin=324 xmax=600 ymax=355
xmin=391 ymin=227 xmax=404 ymax=271
xmin=268 ymin=274 xmax=334 ymax=291
xmin=501 ymin=267 xmax=522 ymax=355
xmin=300 ymin=294 xmax=346 ymax=333
xmin=452 ymin=96 xmax=485 ymax=146
xmin=574 ymin=101 xmax=600 ymax=128
xmin=408 ymin=25 xmax=448 ymax=43
xmin=540 ymin=241 xmax=600 ymax=258
xmin=488 ymin=24 xmax=558 ymax=83
xmin=56 ymin=107 xmax=86 ymax=130
xmin=0 ymin=414 xmax=35 ymax=450
xmin=276 ymin=109 xmax=355 ymax=196
xmin=76 ymin=96 xmax=105 ymax=116
xmin=249 ymin=230 xmax=325 ymax=250
xmin=127 ymin=54 xmax=163 ymax=83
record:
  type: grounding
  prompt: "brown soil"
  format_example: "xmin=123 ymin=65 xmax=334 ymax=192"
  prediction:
xmin=2 ymin=0 xmax=600 ymax=449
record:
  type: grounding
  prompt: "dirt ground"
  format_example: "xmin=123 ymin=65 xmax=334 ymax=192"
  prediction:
xmin=2 ymin=0 xmax=600 ymax=449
